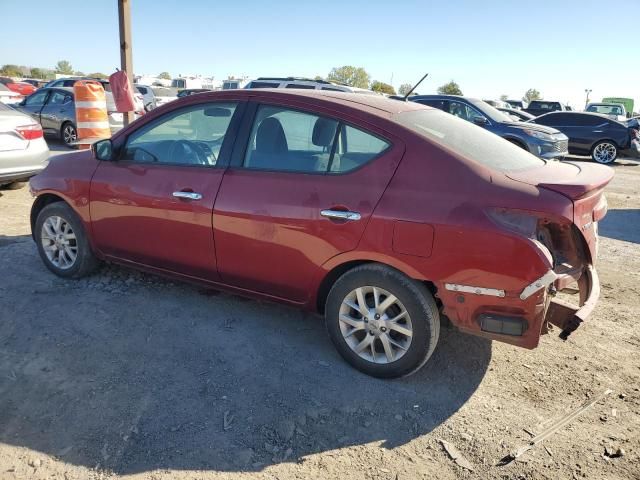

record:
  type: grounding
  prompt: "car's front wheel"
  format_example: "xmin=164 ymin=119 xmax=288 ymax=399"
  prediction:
xmin=35 ymin=202 xmax=100 ymax=278
xmin=591 ymin=140 xmax=618 ymax=164
xmin=325 ymin=264 xmax=440 ymax=378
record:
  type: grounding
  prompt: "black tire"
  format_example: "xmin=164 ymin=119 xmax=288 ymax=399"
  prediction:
xmin=591 ymin=140 xmax=618 ymax=164
xmin=325 ymin=264 xmax=440 ymax=378
xmin=35 ymin=202 xmax=101 ymax=278
xmin=61 ymin=122 xmax=77 ymax=148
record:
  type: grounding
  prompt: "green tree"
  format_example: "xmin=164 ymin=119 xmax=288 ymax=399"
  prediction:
xmin=327 ymin=66 xmax=371 ymax=89
xmin=29 ymin=67 xmax=45 ymax=79
xmin=499 ymin=94 xmax=508 ymax=101
xmin=55 ymin=60 xmax=74 ymax=75
xmin=74 ymin=71 xmax=85 ymax=76
xmin=0 ymin=64 xmax=22 ymax=77
xmin=398 ymin=83 xmax=413 ymax=96
xmin=88 ymin=72 xmax=108 ymax=79
xmin=523 ymin=88 xmax=541 ymax=103
xmin=158 ymin=71 xmax=171 ymax=80
xmin=437 ymin=80 xmax=463 ymax=96
xmin=370 ymin=81 xmax=396 ymax=95
xmin=314 ymin=75 xmax=324 ymax=81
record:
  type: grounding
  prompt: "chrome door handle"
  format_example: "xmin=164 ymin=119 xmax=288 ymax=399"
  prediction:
xmin=320 ymin=209 xmax=361 ymax=221
xmin=173 ymin=191 xmax=202 ymax=200
xmin=593 ymin=130 xmax=603 ymax=132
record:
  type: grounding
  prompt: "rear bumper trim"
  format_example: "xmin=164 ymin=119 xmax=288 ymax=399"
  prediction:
xmin=546 ymin=265 xmax=600 ymax=340
xmin=520 ymin=270 xmax=558 ymax=300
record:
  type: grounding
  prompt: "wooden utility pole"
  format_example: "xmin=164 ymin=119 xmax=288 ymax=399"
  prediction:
xmin=118 ymin=0 xmax=134 ymax=126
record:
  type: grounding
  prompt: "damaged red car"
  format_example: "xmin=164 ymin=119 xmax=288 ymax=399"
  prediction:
xmin=29 ymin=90 xmax=613 ymax=378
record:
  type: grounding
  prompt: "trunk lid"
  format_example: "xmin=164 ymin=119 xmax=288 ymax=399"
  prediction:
xmin=507 ymin=161 xmax=614 ymax=261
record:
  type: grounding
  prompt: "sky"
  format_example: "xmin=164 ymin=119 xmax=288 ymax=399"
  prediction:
xmin=0 ymin=0 xmax=637 ymax=111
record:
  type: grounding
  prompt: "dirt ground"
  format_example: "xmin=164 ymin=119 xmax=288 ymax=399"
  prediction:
xmin=0 ymin=152 xmax=639 ymax=480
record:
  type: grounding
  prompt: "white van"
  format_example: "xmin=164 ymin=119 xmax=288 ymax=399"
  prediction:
xmin=245 ymin=77 xmax=377 ymax=95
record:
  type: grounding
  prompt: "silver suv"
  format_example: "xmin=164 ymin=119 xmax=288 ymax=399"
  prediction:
xmin=245 ymin=77 xmax=377 ymax=95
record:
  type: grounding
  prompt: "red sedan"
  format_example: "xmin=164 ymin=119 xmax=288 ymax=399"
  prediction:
xmin=29 ymin=90 xmax=612 ymax=378
xmin=0 ymin=77 xmax=37 ymax=96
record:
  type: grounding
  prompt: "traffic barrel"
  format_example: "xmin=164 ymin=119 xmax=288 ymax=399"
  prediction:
xmin=73 ymin=80 xmax=110 ymax=149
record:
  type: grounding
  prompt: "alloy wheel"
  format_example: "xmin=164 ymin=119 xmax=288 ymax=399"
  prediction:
xmin=63 ymin=125 xmax=77 ymax=145
xmin=593 ymin=142 xmax=616 ymax=164
xmin=338 ymin=286 xmax=413 ymax=364
xmin=41 ymin=215 xmax=78 ymax=269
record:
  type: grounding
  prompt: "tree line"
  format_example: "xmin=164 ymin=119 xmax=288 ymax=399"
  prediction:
xmin=1 ymin=61 xmax=545 ymax=103
xmin=0 ymin=60 xmax=108 ymax=80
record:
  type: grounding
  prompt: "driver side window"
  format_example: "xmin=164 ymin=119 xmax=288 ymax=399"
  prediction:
xmin=121 ymin=102 xmax=238 ymax=166
xmin=448 ymin=101 xmax=486 ymax=123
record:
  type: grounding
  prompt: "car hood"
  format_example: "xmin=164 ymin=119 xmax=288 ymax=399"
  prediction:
xmin=500 ymin=120 xmax=561 ymax=135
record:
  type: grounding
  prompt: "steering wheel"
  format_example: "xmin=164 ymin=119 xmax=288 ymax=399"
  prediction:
xmin=167 ymin=140 xmax=209 ymax=165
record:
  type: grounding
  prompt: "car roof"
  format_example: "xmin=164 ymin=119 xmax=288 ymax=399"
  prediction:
xmin=193 ymin=89 xmax=425 ymax=117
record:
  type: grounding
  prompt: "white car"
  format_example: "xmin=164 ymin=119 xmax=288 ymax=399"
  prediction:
xmin=151 ymin=86 xmax=178 ymax=108
xmin=0 ymin=83 xmax=23 ymax=105
xmin=0 ymin=103 xmax=49 ymax=187
xmin=585 ymin=103 xmax=628 ymax=122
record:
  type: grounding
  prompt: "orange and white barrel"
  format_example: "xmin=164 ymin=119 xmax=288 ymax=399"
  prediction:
xmin=73 ymin=80 xmax=110 ymax=149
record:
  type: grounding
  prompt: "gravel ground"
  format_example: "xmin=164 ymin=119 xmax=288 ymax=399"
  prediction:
xmin=0 ymin=154 xmax=638 ymax=480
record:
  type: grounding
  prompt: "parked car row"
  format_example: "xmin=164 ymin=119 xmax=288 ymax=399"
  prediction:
xmin=416 ymin=95 xmax=638 ymax=164
xmin=9 ymin=79 xmax=146 ymax=146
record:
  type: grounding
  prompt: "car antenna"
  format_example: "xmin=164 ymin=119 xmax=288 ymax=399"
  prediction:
xmin=402 ymin=73 xmax=429 ymax=101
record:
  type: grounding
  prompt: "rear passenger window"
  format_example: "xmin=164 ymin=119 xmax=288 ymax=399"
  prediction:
xmin=244 ymin=106 xmax=338 ymax=172
xmin=243 ymin=105 xmax=390 ymax=174
xmin=331 ymin=125 xmax=390 ymax=173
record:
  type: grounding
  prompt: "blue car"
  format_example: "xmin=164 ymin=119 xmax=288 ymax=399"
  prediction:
xmin=410 ymin=95 xmax=569 ymax=160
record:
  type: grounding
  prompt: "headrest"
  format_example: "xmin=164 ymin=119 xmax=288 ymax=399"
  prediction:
xmin=312 ymin=117 xmax=337 ymax=147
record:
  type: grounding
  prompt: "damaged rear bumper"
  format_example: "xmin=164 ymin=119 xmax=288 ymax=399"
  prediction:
xmin=546 ymin=265 xmax=600 ymax=340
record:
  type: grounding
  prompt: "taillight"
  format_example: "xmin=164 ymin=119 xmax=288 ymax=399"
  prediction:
xmin=486 ymin=208 xmax=538 ymax=238
xmin=15 ymin=124 xmax=43 ymax=140
xmin=486 ymin=208 xmax=554 ymax=265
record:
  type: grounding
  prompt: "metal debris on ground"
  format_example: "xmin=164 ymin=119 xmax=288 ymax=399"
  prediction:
xmin=497 ymin=389 xmax=613 ymax=465
xmin=438 ymin=439 xmax=475 ymax=472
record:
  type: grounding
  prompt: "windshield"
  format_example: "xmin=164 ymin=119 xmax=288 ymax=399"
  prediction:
xmin=586 ymin=104 xmax=623 ymax=115
xmin=468 ymin=99 xmax=513 ymax=123
xmin=393 ymin=109 xmax=545 ymax=172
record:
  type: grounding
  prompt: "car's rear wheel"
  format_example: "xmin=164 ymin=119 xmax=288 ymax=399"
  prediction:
xmin=325 ymin=264 xmax=440 ymax=378
xmin=61 ymin=122 xmax=77 ymax=147
xmin=35 ymin=202 xmax=100 ymax=278
xmin=591 ymin=140 xmax=618 ymax=164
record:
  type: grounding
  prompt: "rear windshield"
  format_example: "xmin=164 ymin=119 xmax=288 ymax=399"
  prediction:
xmin=394 ymin=109 xmax=545 ymax=172
xmin=529 ymin=101 xmax=559 ymax=110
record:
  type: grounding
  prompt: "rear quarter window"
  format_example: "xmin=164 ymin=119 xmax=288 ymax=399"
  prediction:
xmin=394 ymin=109 xmax=544 ymax=172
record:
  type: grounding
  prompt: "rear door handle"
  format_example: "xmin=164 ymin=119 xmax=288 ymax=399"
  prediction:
xmin=593 ymin=130 xmax=603 ymax=132
xmin=173 ymin=191 xmax=202 ymax=200
xmin=320 ymin=209 xmax=361 ymax=221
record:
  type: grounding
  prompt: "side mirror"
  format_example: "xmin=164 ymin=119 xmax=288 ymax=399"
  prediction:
xmin=473 ymin=116 xmax=488 ymax=126
xmin=93 ymin=139 xmax=114 ymax=161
